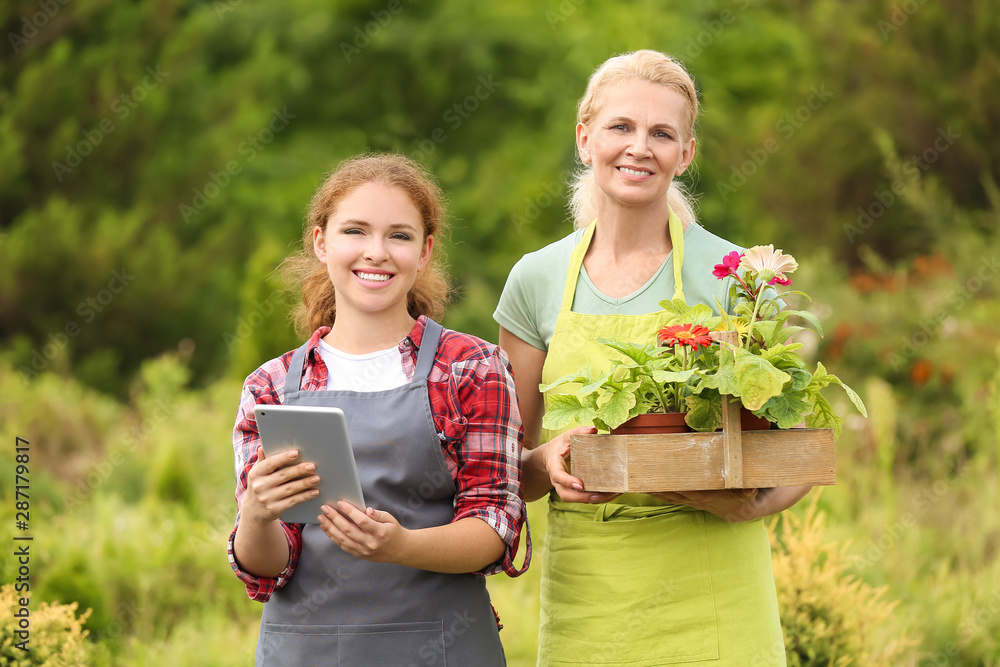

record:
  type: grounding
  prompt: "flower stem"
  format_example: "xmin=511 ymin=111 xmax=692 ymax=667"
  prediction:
xmin=744 ymin=284 xmax=766 ymax=350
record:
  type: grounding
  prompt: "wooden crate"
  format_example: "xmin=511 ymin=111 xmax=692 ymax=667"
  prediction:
xmin=568 ymin=331 xmax=836 ymax=492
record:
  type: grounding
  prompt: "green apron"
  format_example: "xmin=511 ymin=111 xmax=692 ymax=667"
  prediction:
xmin=537 ymin=210 xmax=785 ymax=666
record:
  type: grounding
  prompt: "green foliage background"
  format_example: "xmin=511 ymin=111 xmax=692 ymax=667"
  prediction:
xmin=2 ymin=0 xmax=999 ymax=664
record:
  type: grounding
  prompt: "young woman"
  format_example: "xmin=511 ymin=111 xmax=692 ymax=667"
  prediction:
xmin=495 ymin=50 xmax=809 ymax=665
xmin=229 ymin=154 xmax=526 ymax=666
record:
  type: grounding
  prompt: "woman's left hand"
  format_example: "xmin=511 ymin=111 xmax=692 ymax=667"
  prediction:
xmin=652 ymin=485 xmax=811 ymax=522
xmin=651 ymin=489 xmax=763 ymax=522
xmin=318 ymin=501 xmax=412 ymax=563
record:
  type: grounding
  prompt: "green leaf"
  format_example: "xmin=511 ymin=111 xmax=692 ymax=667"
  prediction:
xmin=783 ymin=309 xmax=824 ymax=337
xmin=808 ymin=362 xmax=868 ymax=418
xmin=805 ymin=392 xmax=844 ymax=438
xmin=541 ymin=393 xmax=597 ymax=431
xmin=650 ymin=368 xmax=697 ymax=384
xmin=578 ymin=371 xmax=614 ymax=396
xmin=596 ymin=338 xmax=655 ymax=365
xmin=779 ymin=290 xmax=813 ymax=303
xmin=784 ymin=366 xmax=813 ymax=392
xmin=595 ymin=383 xmax=640 ymax=429
xmin=759 ymin=390 xmax=811 ymax=429
xmin=760 ymin=343 xmax=806 ymax=367
xmin=538 ymin=362 xmax=593 ymax=392
xmin=732 ymin=348 xmax=791 ymax=411
xmin=657 ymin=297 xmax=691 ymax=316
xmin=685 ymin=392 xmax=722 ymax=432
xmin=700 ymin=344 xmax=739 ymax=395
xmin=753 ymin=320 xmax=781 ymax=348
xmin=684 ymin=303 xmax=721 ymax=328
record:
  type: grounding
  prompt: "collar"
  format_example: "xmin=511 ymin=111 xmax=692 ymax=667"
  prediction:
xmin=302 ymin=315 xmax=429 ymax=362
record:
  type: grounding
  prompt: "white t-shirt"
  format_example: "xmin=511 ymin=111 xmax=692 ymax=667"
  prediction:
xmin=318 ymin=339 xmax=408 ymax=392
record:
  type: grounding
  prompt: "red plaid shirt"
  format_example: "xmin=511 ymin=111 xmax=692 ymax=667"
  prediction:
xmin=228 ymin=316 xmax=529 ymax=602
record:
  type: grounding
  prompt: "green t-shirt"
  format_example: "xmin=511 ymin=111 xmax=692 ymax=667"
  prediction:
xmin=494 ymin=222 xmax=745 ymax=350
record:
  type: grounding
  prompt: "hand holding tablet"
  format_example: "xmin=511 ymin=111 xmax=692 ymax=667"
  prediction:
xmin=254 ymin=405 xmax=365 ymax=523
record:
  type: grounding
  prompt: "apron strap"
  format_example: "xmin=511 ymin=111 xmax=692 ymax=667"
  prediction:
xmin=667 ymin=207 xmax=686 ymax=302
xmin=285 ymin=341 xmax=311 ymax=395
xmin=414 ymin=317 xmax=444 ymax=382
xmin=558 ymin=222 xmax=597 ymax=314
xmin=560 ymin=209 xmax=687 ymax=314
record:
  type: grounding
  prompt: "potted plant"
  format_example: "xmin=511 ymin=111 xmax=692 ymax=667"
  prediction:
xmin=540 ymin=245 xmax=867 ymax=436
xmin=539 ymin=312 xmax=720 ymax=435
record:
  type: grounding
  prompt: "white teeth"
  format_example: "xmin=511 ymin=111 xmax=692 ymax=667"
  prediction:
xmin=357 ymin=272 xmax=390 ymax=282
xmin=619 ymin=167 xmax=651 ymax=176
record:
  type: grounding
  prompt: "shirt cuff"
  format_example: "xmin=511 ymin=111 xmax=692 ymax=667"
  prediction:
xmin=455 ymin=507 xmax=530 ymax=577
xmin=227 ymin=522 xmax=300 ymax=602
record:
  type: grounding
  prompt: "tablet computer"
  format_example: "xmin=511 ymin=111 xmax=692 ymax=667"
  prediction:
xmin=253 ymin=404 xmax=365 ymax=524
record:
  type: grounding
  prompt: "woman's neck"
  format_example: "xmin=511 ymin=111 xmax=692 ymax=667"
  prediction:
xmin=591 ymin=199 xmax=676 ymax=259
xmin=324 ymin=308 xmax=417 ymax=354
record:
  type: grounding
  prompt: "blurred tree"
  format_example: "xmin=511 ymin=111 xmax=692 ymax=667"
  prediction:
xmin=1 ymin=0 xmax=996 ymax=394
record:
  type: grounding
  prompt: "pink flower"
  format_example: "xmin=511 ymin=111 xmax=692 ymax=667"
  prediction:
xmin=739 ymin=244 xmax=798 ymax=283
xmin=768 ymin=275 xmax=793 ymax=286
xmin=713 ymin=251 xmax=744 ymax=279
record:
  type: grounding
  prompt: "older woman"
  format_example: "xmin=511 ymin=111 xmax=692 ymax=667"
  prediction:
xmin=495 ymin=50 xmax=809 ymax=665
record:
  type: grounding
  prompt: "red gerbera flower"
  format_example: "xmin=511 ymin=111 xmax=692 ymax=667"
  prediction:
xmin=712 ymin=251 xmax=744 ymax=279
xmin=657 ymin=324 xmax=714 ymax=350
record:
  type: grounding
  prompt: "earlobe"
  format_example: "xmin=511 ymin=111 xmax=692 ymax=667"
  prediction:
xmin=312 ymin=226 xmax=326 ymax=262
xmin=418 ymin=235 xmax=434 ymax=272
xmin=576 ymin=122 xmax=592 ymax=164
xmin=676 ymin=137 xmax=697 ymax=176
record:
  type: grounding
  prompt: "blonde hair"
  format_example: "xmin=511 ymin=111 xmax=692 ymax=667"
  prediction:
xmin=570 ymin=50 xmax=700 ymax=228
xmin=283 ymin=153 xmax=451 ymax=336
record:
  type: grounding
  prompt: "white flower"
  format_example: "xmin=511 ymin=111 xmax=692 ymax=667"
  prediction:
xmin=739 ymin=244 xmax=798 ymax=283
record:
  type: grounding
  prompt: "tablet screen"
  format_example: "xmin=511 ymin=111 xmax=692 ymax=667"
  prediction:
xmin=254 ymin=404 xmax=365 ymax=523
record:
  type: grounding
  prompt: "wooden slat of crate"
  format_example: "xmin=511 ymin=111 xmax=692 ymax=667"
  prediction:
xmin=569 ymin=428 xmax=835 ymax=493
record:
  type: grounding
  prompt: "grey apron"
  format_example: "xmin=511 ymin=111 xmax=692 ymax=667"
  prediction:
xmin=256 ymin=319 xmax=506 ymax=666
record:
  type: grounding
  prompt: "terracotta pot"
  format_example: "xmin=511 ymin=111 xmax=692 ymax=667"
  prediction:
xmin=740 ymin=408 xmax=772 ymax=431
xmin=610 ymin=411 xmax=690 ymax=435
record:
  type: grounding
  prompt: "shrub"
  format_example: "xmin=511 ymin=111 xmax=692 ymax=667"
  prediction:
xmin=0 ymin=584 xmax=91 ymax=666
xmin=769 ymin=493 xmax=919 ymax=665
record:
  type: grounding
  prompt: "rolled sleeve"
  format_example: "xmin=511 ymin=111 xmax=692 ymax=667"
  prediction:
xmin=229 ymin=365 xmax=303 ymax=601
xmin=447 ymin=348 xmax=529 ymax=577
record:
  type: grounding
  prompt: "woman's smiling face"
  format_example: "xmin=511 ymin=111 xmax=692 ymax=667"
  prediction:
xmin=577 ymin=78 xmax=696 ymax=213
xmin=313 ymin=182 xmax=433 ymax=319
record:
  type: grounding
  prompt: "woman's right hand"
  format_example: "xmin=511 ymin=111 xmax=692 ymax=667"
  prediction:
xmin=542 ymin=426 xmax=620 ymax=504
xmin=242 ymin=446 xmax=321 ymax=523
